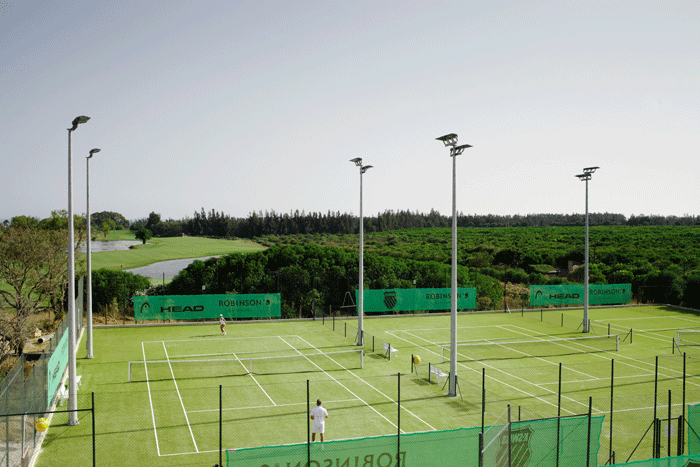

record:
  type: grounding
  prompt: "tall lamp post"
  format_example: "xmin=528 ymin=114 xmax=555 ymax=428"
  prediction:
xmin=350 ymin=157 xmax=372 ymax=346
xmin=86 ymin=148 xmax=101 ymax=359
xmin=436 ymin=134 xmax=471 ymax=398
xmin=576 ymin=166 xmax=599 ymax=334
xmin=67 ymin=115 xmax=90 ymax=425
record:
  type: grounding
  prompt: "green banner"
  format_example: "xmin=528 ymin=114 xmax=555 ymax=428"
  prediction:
xmin=530 ymin=284 xmax=632 ymax=306
xmin=47 ymin=330 xmax=69 ymax=407
xmin=355 ymin=288 xmax=477 ymax=313
xmin=133 ymin=294 xmax=281 ymax=321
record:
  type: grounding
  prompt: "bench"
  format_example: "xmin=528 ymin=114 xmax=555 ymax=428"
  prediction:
xmin=383 ymin=342 xmax=398 ymax=359
xmin=430 ymin=365 xmax=448 ymax=385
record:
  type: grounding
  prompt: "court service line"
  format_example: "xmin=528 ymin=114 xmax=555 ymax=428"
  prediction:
xmin=141 ymin=342 xmax=162 ymax=457
xmin=289 ymin=336 xmax=437 ymax=432
xmin=188 ymin=398 xmax=359 ymax=414
xmin=162 ymin=342 xmax=199 ymax=453
xmin=232 ymin=352 xmax=277 ymax=406
xmin=276 ymin=336 xmax=419 ymax=433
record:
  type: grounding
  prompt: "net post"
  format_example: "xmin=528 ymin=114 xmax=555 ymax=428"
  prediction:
xmin=561 ymin=313 xmax=563 ymax=327
xmin=608 ymin=323 xmax=610 ymax=336
xmin=372 ymin=335 xmax=375 ymax=353
xmin=411 ymin=354 xmax=414 ymax=374
xmin=428 ymin=363 xmax=432 ymax=383
xmin=128 ymin=361 xmax=131 ymax=382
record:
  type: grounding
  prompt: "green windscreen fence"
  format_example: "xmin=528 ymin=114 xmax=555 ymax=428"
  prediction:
xmin=608 ymin=455 xmax=700 ymax=466
xmin=226 ymin=416 xmax=603 ymax=467
xmin=356 ymin=287 xmax=477 ymax=313
xmin=688 ymin=403 xmax=700 ymax=455
xmin=530 ymin=284 xmax=632 ymax=306
xmin=133 ymin=294 xmax=281 ymax=321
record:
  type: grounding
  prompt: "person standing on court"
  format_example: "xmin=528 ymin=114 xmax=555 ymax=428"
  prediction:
xmin=219 ymin=314 xmax=227 ymax=335
xmin=310 ymin=399 xmax=329 ymax=442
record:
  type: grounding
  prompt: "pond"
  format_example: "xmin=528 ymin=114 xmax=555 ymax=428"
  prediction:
xmin=78 ymin=240 xmax=143 ymax=252
xmin=125 ymin=256 xmax=219 ymax=280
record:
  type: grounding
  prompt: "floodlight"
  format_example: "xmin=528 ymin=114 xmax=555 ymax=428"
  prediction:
xmin=436 ymin=133 xmax=458 ymax=147
xmin=88 ymin=148 xmax=101 ymax=158
xmin=350 ymin=157 xmax=363 ymax=166
xmin=360 ymin=165 xmax=373 ymax=174
xmin=452 ymin=144 xmax=473 ymax=157
xmin=584 ymin=166 xmax=600 ymax=174
xmin=69 ymin=115 xmax=90 ymax=131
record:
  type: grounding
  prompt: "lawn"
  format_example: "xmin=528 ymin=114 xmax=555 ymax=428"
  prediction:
xmin=90 ymin=230 xmax=266 ymax=271
xmin=33 ymin=305 xmax=700 ymax=466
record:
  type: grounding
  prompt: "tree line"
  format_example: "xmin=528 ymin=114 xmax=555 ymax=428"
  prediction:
xmin=128 ymin=208 xmax=700 ymax=240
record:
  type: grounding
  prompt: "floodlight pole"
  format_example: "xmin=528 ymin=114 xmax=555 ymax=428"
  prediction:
xmin=350 ymin=158 xmax=372 ymax=346
xmin=576 ymin=167 xmax=599 ymax=334
xmin=437 ymin=134 xmax=472 ymax=397
xmin=67 ymin=115 xmax=90 ymax=425
xmin=86 ymin=148 xmax=101 ymax=359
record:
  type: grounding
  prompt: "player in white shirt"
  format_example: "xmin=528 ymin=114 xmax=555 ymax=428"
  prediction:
xmin=310 ymin=399 xmax=329 ymax=442
xmin=219 ymin=314 xmax=226 ymax=335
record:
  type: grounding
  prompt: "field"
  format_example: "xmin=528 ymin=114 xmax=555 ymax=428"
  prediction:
xmin=34 ymin=305 xmax=700 ymax=466
xmin=90 ymin=230 xmax=266 ymax=271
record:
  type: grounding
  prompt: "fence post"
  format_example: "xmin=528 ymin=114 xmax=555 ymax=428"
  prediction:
xmin=219 ymin=385 xmax=223 ymax=467
xmin=307 ymin=380 xmax=311 ymax=467
xmin=397 ymin=373 xmax=401 ymax=467
xmin=610 ymin=359 xmax=615 ymax=464
xmin=92 ymin=392 xmax=96 ymax=467
xmin=507 ymin=404 xmax=512 ymax=467
xmin=668 ymin=389 xmax=672 ymax=458
xmin=478 ymin=431 xmax=484 ymax=467
xmin=556 ymin=363 xmax=561 ymax=467
xmin=587 ymin=396 xmax=593 ymax=467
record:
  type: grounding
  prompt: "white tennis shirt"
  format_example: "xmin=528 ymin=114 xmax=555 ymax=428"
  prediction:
xmin=310 ymin=405 xmax=328 ymax=430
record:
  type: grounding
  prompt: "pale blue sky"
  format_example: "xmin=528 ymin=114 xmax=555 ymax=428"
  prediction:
xmin=1 ymin=0 xmax=698 ymax=222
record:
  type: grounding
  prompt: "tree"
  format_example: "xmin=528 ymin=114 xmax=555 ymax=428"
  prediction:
xmin=101 ymin=219 xmax=116 ymax=238
xmin=0 ymin=226 xmax=75 ymax=360
xmin=135 ymin=228 xmax=152 ymax=244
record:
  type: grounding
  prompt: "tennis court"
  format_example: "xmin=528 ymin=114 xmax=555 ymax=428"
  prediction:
xmin=32 ymin=305 xmax=700 ymax=466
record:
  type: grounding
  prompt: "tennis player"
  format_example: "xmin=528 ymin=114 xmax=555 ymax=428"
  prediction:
xmin=219 ymin=314 xmax=226 ymax=335
xmin=310 ymin=399 xmax=328 ymax=442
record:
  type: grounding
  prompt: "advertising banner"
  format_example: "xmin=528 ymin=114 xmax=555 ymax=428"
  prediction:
xmin=530 ymin=284 xmax=632 ymax=306
xmin=47 ymin=331 xmax=69 ymax=407
xmin=356 ymin=288 xmax=477 ymax=313
xmin=133 ymin=294 xmax=281 ymax=321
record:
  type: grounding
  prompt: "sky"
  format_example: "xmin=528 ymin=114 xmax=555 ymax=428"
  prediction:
xmin=1 ymin=0 xmax=698 ymax=223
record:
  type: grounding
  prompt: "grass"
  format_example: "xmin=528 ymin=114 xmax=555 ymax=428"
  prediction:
xmin=33 ymin=305 xmax=700 ymax=466
xmin=90 ymin=230 xmax=266 ymax=270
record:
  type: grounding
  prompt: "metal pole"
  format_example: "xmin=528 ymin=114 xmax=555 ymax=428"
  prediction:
xmin=449 ymin=148 xmax=457 ymax=397
xmin=219 ymin=385 xmax=223 ymax=467
xmin=583 ymin=177 xmax=589 ymax=333
xmin=92 ymin=392 xmax=96 ymax=467
xmin=67 ymin=128 xmax=79 ymax=425
xmin=86 ymin=156 xmax=94 ymax=359
xmin=358 ymin=168 xmax=364 ymax=346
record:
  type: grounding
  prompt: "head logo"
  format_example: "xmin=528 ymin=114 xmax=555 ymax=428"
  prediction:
xmin=384 ymin=291 xmax=397 ymax=309
xmin=535 ymin=290 xmax=543 ymax=298
xmin=496 ymin=426 xmax=532 ymax=467
xmin=139 ymin=301 xmax=151 ymax=315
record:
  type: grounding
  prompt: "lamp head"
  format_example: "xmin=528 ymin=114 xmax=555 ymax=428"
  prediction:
xmin=360 ymin=165 xmax=373 ymax=174
xmin=576 ymin=173 xmax=591 ymax=181
xmin=350 ymin=157 xmax=363 ymax=167
xmin=452 ymin=144 xmax=473 ymax=157
xmin=583 ymin=166 xmax=599 ymax=174
xmin=69 ymin=115 xmax=91 ymax=131
xmin=88 ymin=148 xmax=101 ymax=158
xmin=436 ymin=133 xmax=458 ymax=147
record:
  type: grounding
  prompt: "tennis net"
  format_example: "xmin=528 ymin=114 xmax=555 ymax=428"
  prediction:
xmin=128 ymin=349 xmax=364 ymax=382
xmin=440 ymin=334 xmax=619 ymax=363
xmin=677 ymin=330 xmax=700 ymax=347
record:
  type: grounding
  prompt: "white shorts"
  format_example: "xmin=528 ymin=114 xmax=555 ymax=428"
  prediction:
xmin=312 ymin=422 xmax=325 ymax=434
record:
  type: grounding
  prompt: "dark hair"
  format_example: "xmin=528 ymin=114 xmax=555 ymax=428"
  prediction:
xmin=316 ymin=399 xmax=322 ymax=406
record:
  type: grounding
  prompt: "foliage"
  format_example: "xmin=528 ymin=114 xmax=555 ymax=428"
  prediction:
xmin=163 ymin=244 xmax=504 ymax=314
xmin=91 ymin=211 xmax=128 ymax=229
xmin=91 ymin=269 xmax=151 ymax=314
xmin=135 ymin=228 xmax=153 ymax=244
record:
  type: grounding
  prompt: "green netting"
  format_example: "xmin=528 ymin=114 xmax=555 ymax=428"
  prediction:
xmin=688 ymin=403 xmax=700 ymax=455
xmin=226 ymin=415 xmax=603 ymax=467
xmin=225 ymin=428 xmax=480 ymax=467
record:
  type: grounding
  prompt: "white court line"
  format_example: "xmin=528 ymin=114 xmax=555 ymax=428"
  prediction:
xmin=142 ymin=342 xmax=161 ymax=456
xmin=232 ymin=352 xmax=277 ymax=406
xmin=386 ymin=330 xmax=582 ymax=416
xmin=142 ymin=334 xmax=307 ymax=344
xmin=188 ymin=398 xmax=359 ymax=414
xmin=163 ymin=342 xmax=199 ymax=453
xmin=288 ymin=336 xmax=437 ymax=432
xmin=277 ymin=336 xmax=415 ymax=432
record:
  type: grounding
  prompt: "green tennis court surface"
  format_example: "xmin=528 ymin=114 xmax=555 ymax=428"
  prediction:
xmin=34 ymin=306 xmax=700 ymax=466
